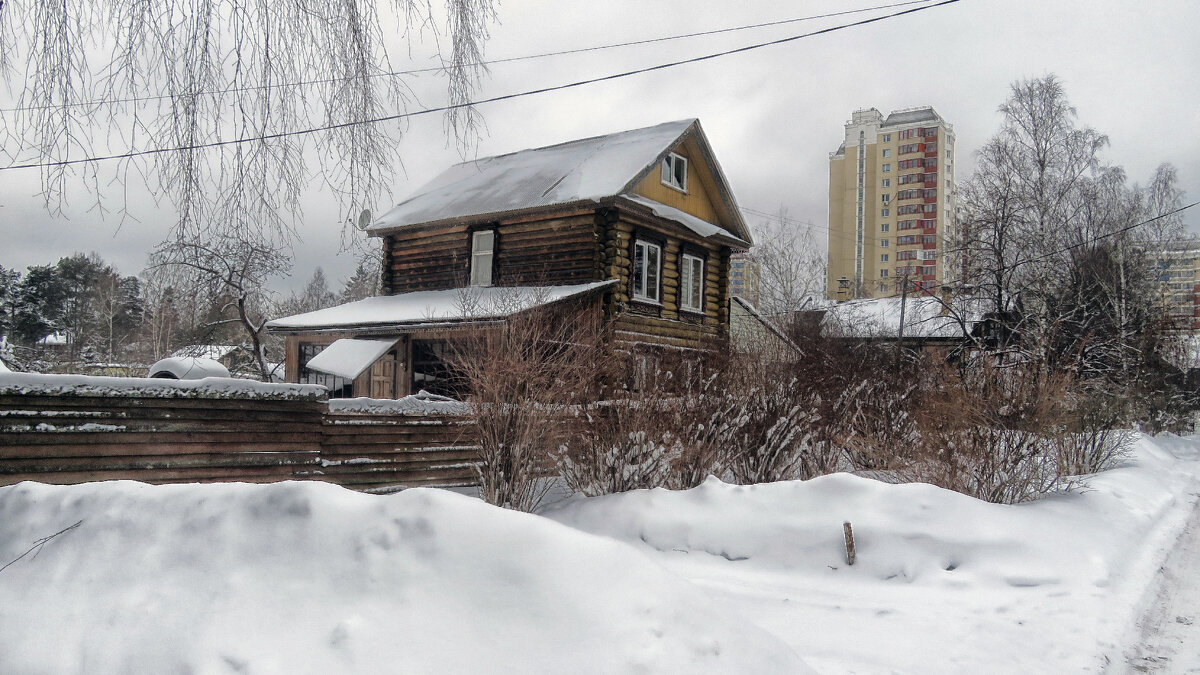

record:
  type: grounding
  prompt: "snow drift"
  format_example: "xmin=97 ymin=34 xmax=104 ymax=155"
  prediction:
xmin=0 ymin=481 xmax=807 ymax=674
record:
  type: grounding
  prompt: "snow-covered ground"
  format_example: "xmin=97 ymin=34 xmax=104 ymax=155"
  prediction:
xmin=1 ymin=433 xmax=1198 ymax=673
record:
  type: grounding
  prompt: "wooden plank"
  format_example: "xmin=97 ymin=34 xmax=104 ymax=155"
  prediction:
xmin=0 ymin=451 xmax=319 ymax=473
xmin=3 ymin=430 xmax=323 ymax=446
xmin=0 ymin=441 xmax=323 ymax=459
xmin=0 ymin=463 xmax=310 ymax=486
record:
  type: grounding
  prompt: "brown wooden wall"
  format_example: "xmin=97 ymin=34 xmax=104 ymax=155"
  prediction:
xmin=0 ymin=394 xmax=478 ymax=491
xmin=377 ymin=202 xmax=733 ymax=356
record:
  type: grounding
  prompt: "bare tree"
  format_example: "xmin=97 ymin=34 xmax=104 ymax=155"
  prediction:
xmin=751 ymin=208 xmax=827 ymax=316
xmin=0 ymin=1 xmax=497 ymax=246
xmin=149 ymin=237 xmax=288 ymax=380
xmin=449 ymin=290 xmax=605 ymax=511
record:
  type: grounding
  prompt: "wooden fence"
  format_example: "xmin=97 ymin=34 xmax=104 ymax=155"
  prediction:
xmin=0 ymin=375 xmax=478 ymax=492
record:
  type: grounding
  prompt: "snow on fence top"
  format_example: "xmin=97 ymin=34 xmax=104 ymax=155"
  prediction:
xmin=327 ymin=391 xmax=470 ymax=416
xmin=0 ymin=372 xmax=328 ymax=401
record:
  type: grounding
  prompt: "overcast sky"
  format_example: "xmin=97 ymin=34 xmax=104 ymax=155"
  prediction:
xmin=2 ymin=0 xmax=1198 ymax=292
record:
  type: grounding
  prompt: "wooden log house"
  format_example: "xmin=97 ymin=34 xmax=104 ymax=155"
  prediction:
xmin=267 ymin=119 xmax=759 ymax=398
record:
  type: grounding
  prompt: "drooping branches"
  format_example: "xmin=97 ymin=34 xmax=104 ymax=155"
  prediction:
xmin=0 ymin=1 xmax=497 ymax=247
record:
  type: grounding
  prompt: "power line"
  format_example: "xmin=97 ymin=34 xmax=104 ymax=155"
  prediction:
xmin=0 ymin=0 xmax=961 ymax=173
xmin=0 ymin=0 xmax=936 ymax=114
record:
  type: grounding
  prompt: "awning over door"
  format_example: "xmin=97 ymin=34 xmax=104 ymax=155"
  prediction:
xmin=304 ymin=338 xmax=399 ymax=380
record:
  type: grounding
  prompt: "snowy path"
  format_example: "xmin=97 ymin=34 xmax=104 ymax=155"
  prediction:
xmin=1120 ymin=494 xmax=1200 ymax=673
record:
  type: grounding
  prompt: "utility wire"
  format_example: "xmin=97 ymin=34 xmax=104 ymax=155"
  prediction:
xmin=0 ymin=0 xmax=935 ymax=114
xmin=0 ymin=0 xmax=961 ymax=173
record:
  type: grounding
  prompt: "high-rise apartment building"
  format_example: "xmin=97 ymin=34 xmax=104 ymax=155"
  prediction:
xmin=827 ymin=107 xmax=956 ymax=300
xmin=1150 ymin=243 xmax=1200 ymax=332
xmin=729 ymin=252 xmax=761 ymax=306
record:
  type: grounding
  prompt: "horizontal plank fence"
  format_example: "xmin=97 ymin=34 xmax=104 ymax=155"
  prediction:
xmin=0 ymin=375 xmax=479 ymax=492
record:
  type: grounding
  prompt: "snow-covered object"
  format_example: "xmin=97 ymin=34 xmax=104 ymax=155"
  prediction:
xmin=823 ymin=295 xmax=987 ymax=339
xmin=147 ymin=356 xmax=231 ymax=380
xmin=0 ymin=359 xmax=9 ymax=373
xmin=304 ymin=339 xmax=398 ymax=380
xmin=267 ymin=280 xmax=615 ymax=331
xmin=546 ymin=434 xmax=1200 ymax=673
xmin=368 ymin=119 xmax=750 ymax=246
xmin=328 ymin=391 xmax=469 ymax=416
xmin=35 ymin=331 xmax=69 ymax=346
xmin=620 ymin=194 xmax=744 ymax=244
xmin=0 ymin=372 xmax=326 ymax=400
xmin=372 ymin=120 xmax=692 ymax=232
xmin=0 ymin=481 xmax=809 ymax=673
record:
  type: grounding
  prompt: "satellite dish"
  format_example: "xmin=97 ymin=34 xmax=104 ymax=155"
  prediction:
xmin=356 ymin=208 xmax=372 ymax=231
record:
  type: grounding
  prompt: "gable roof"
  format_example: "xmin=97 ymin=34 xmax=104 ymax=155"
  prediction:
xmin=369 ymin=119 xmax=750 ymax=244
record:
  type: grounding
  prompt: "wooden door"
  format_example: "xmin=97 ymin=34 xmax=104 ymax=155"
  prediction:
xmin=370 ymin=350 xmax=398 ymax=399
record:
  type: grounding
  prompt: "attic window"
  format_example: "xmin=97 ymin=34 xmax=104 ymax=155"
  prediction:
xmin=661 ymin=152 xmax=688 ymax=192
xmin=470 ymin=230 xmax=494 ymax=286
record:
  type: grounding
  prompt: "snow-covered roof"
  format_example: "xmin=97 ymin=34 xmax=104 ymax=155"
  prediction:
xmin=368 ymin=119 xmax=750 ymax=245
xmin=36 ymin=331 xmax=69 ymax=346
xmin=266 ymin=281 xmax=616 ymax=332
xmin=621 ymin=195 xmax=747 ymax=247
xmin=305 ymin=339 xmax=399 ymax=380
xmin=882 ymin=107 xmax=944 ymax=127
xmin=371 ymin=120 xmax=696 ymax=233
xmin=823 ymin=295 xmax=985 ymax=340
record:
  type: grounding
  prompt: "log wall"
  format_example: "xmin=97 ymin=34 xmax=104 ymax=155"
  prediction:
xmin=0 ymin=394 xmax=478 ymax=492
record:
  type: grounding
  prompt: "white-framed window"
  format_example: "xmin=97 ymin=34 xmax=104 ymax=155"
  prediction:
xmin=880 ymin=269 xmax=889 ymax=278
xmin=881 ymin=223 xmax=889 ymax=232
xmin=661 ymin=152 xmax=688 ymax=192
xmin=881 ymin=208 xmax=890 ymax=217
xmin=880 ymin=238 xmax=889 ymax=247
xmin=633 ymin=240 xmax=662 ymax=303
xmin=679 ymin=253 xmax=704 ymax=312
xmin=470 ymin=230 xmax=495 ymax=286
xmin=881 ymin=178 xmax=891 ymax=187
xmin=882 ymin=163 xmax=891 ymax=173
xmin=880 ymin=254 xmax=889 ymax=262
xmin=882 ymin=148 xmax=891 ymax=158
xmin=882 ymin=133 xmax=892 ymax=142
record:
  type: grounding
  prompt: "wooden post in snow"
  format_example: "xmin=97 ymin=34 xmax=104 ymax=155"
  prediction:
xmin=843 ymin=521 xmax=856 ymax=566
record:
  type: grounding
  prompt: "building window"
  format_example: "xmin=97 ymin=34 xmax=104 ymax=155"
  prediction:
xmin=880 ymin=269 xmax=889 ymax=278
xmin=298 ymin=343 xmax=352 ymax=398
xmin=633 ymin=240 xmax=662 ymax=303
xmin=881 ymin=208 xmax=890 ymax=217
xmin=880 ymin=238 xmax=889 ymax=247
xmin=882 ymin=149 xmax=891 ymax=158
xmin=882 ymin=163 xmax=891 ymax=173
xmin=881 ymin=178 xmax=891 ymax=187
xmin=882 ymin=133 xmax=892 ymax=142
xmin=661 ymin=152 xmax=688 ymax=192
xmin=679 ymin=253 xmax=704 ymax=312
xmin=881 ymin=223 xmax=890 ymax=232
xmin=470 ymin=230 xmax=495 ymax=286
xmin=881 ymin=254 xmax=889 ymax=262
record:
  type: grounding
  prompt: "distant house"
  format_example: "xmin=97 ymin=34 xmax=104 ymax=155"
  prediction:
xmin=268 ymin=119 xmax=758 ymax=399
xmin=815 ymin=295 xmax=986 ymax=354
xmin=35 ymin=331 xmax=70 ymax=349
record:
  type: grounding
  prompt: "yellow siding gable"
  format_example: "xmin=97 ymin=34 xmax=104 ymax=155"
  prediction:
xmin=630 ymin=137 xmax=728 ymax=230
